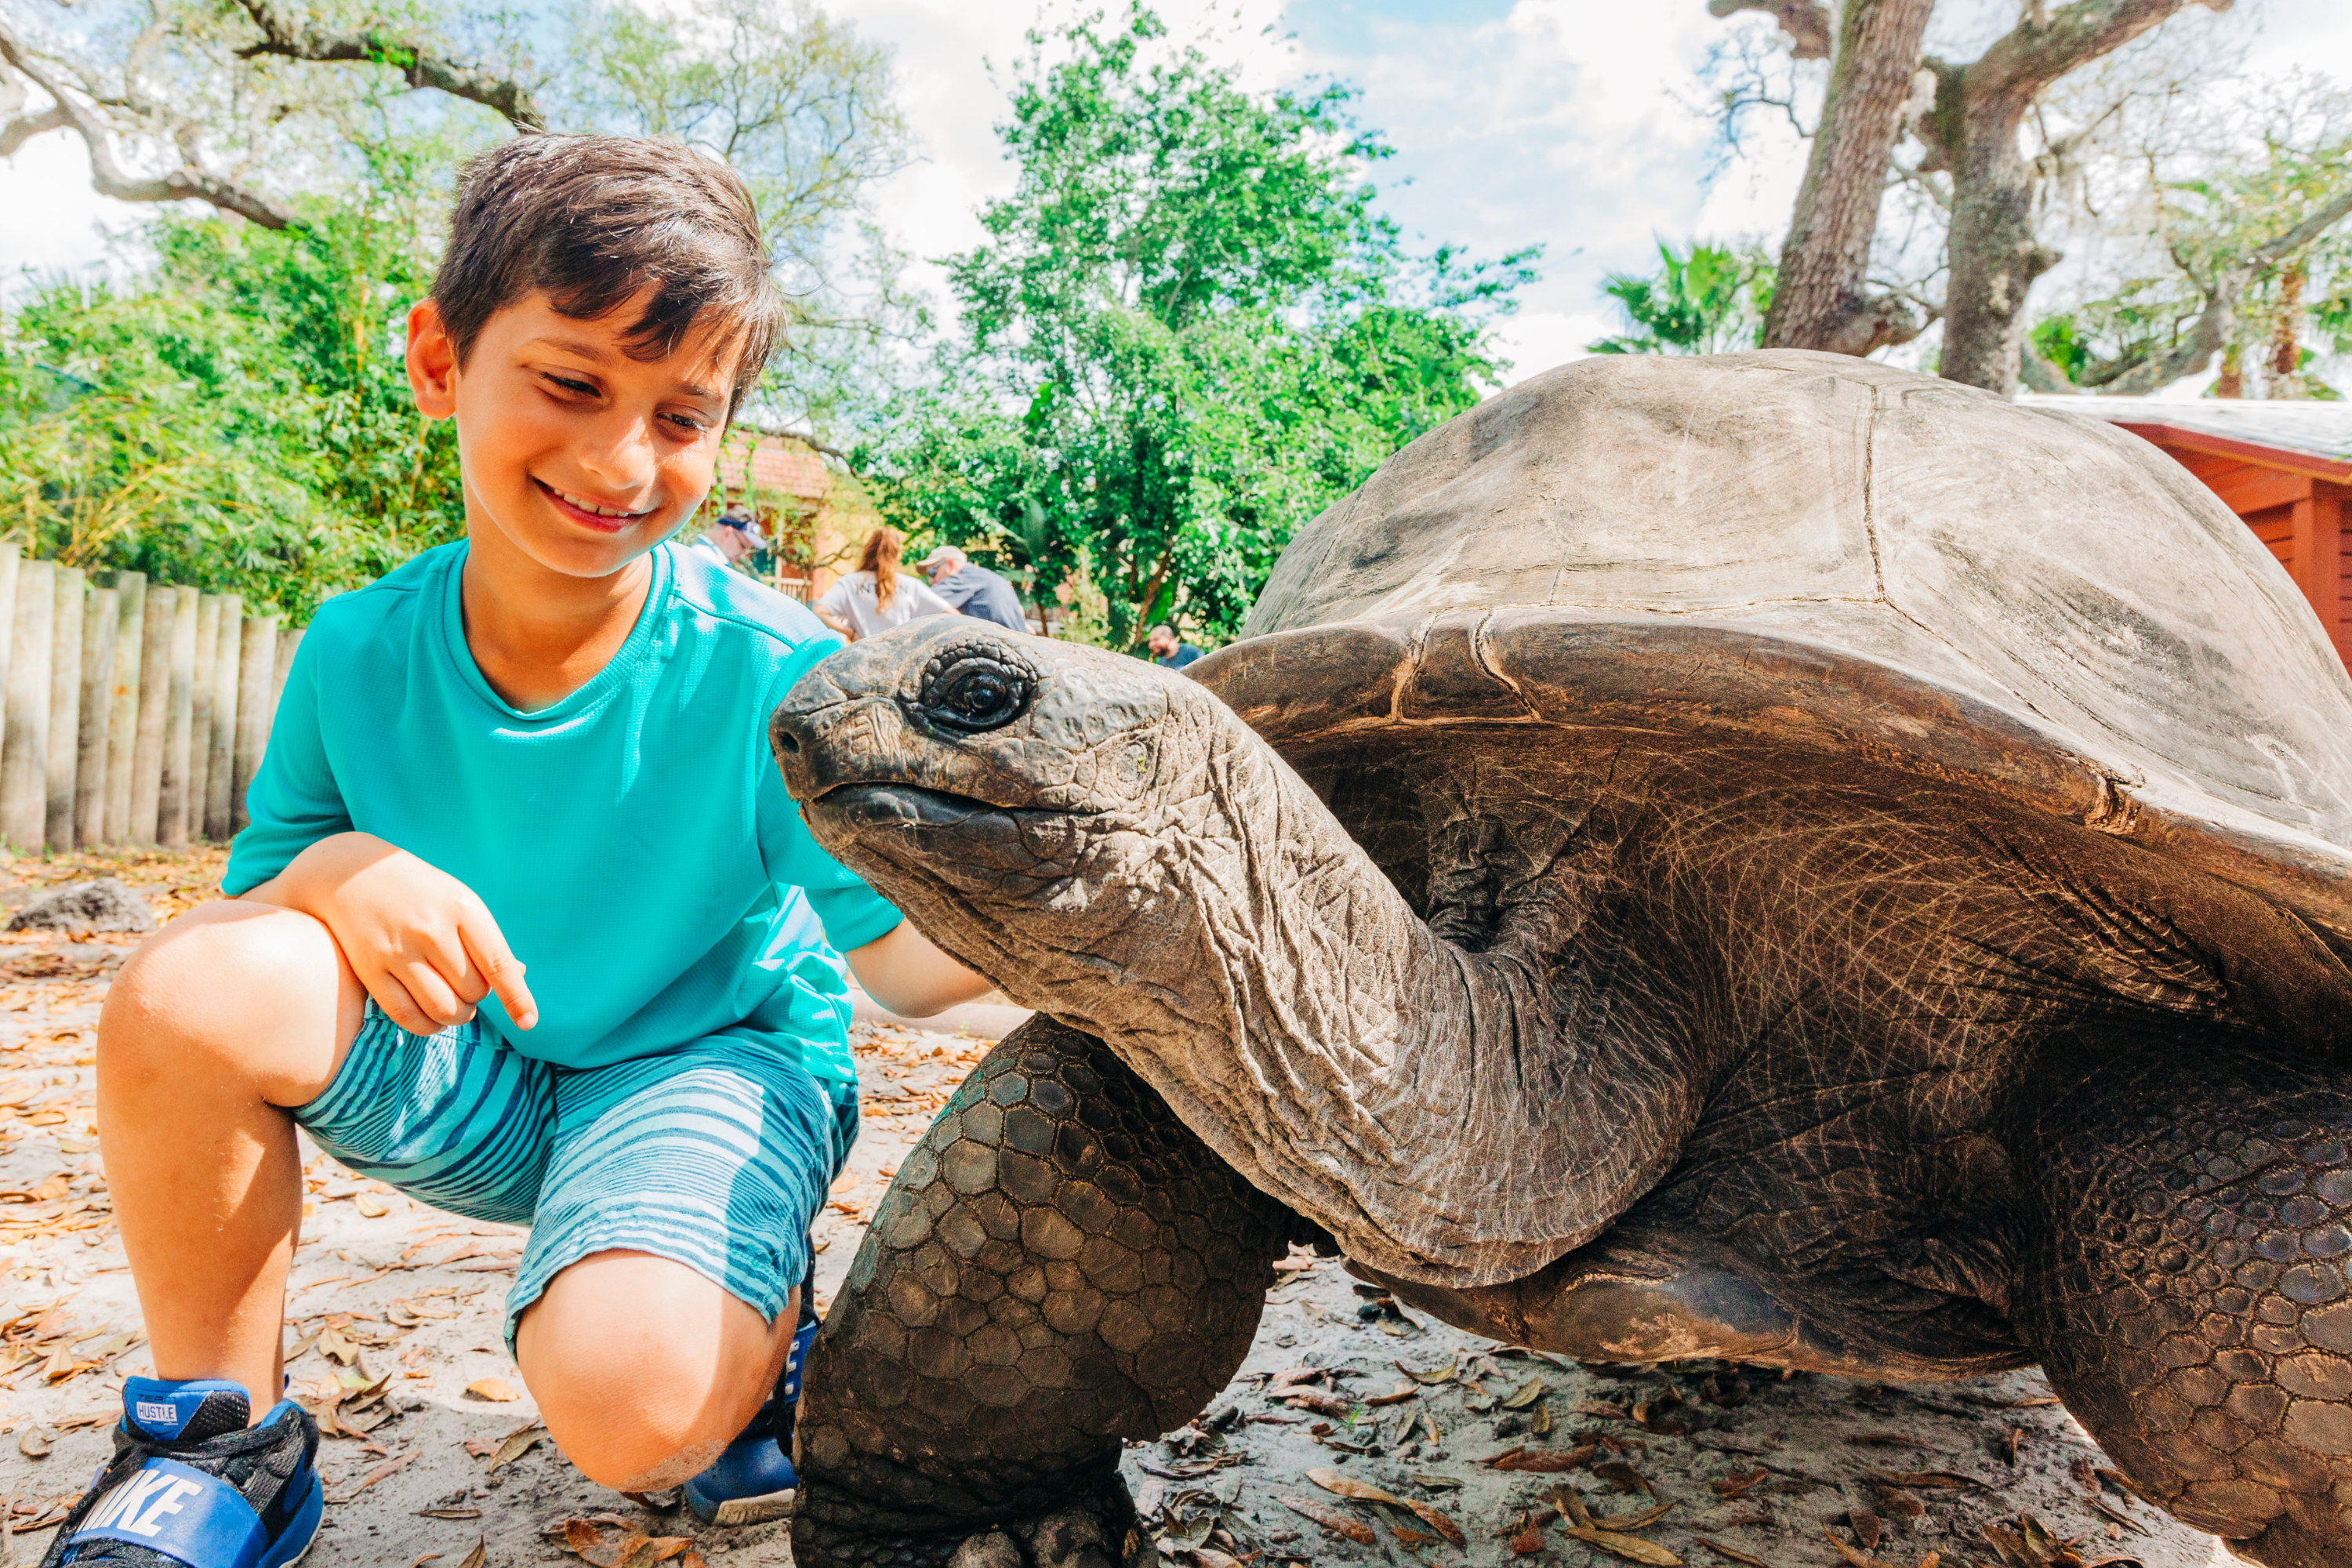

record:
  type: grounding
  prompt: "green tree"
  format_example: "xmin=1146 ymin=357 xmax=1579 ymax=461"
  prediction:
xmin=1588 ymin=241 xmax=1776 ymax=354
xmin=0 ymin=182 xmax=463 ymax=618
xmin=855 ymin=6 xmax=1534 ymax=646
xmin=2024 ymin=114 xmax=2352 ymax=397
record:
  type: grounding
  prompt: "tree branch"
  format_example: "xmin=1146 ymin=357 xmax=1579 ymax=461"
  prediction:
xmin=1706 ymin=0 xmax=1833 ymax=60
xmin=230 ymin=0 xmax=544 ymax=130
xmin=1969 ymin=0 xmax=2233 ymax=108
xmin=0 ymin=19 xmax=299 ymax=229
xmin=733 ymin=417 xmax=850 ymax=464
xmin=2097 ymin=182 xmax=2352 ymax=396
xmin=0 ymin=100 xmax=70 ymax=157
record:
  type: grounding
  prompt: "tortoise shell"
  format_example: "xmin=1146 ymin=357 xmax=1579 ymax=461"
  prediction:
xmin=1192 ymin=350 xmax=2352 ymax=940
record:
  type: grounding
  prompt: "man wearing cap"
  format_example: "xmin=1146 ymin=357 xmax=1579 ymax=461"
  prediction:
xmin=916 ymin=545 xmax=1030 ymax=632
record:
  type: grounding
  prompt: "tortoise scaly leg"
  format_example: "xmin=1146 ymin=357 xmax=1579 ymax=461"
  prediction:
xmin=792 ymin=1016 xmax=1294 ymax=1568
xmin=2017 ymin=1040 xmax=2352 ymax=1568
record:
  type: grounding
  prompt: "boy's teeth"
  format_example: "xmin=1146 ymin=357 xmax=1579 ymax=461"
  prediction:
xmin=554 ymin=486 xmax=640 ymax=518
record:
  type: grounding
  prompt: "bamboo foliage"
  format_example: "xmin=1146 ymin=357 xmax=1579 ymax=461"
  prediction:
xmin=0 ymin=543 xmax=294 ymax=852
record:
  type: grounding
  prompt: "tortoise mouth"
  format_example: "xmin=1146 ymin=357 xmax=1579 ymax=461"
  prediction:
xmin=803 ymin=781 xmax=1105 ymax=831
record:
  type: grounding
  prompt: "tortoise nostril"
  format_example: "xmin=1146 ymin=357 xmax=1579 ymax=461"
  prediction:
xmin=774 ymin=728 xmax=802 ymax=755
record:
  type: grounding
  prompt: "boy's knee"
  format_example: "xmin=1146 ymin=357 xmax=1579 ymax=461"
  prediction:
xmin=530 ymin=1341 xmax=763 ymax=1490
xmin=520 ymin=1259 xmax=787 ymax=1490
xmin=102 ymin=902 xmax=346 ymax=1073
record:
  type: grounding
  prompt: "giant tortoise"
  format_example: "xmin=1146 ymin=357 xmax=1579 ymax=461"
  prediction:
xmin=770 ymin=350 xmax=2352 ymax=1568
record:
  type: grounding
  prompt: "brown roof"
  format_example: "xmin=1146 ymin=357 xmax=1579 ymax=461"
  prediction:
xmin=717 ymin=437 xmax=829 ymax=499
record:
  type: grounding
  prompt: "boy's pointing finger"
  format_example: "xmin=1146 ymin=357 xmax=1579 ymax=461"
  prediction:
xmin=460 ymin=913 xmax=539 ymax=1031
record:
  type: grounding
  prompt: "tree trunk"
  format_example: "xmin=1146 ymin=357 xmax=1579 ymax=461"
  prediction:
xmin=1929 ymin=0 xmax=2232 ymax=394
xmin=1762 ymin=0 xmax=1936 ymax=355
xmin=1933 ymin=71 xmax=2056 ymax=392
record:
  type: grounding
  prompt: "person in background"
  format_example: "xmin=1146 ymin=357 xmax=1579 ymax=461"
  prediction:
xmin=814 ymin=526 xmax=955 ymax=641
xmin=1148 ymin=623 xmax=1203 ymax=670
xmin=684 ymin=510 xmax=768 ymax=572
xmin=916 ymin=544 xmax=1029 ymax=632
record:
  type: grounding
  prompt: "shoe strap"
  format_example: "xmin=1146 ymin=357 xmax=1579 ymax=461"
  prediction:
xmin=779 ymin=1316 xmax=819 ymax=1406
xmin=60 ymin=1455 xmax=268 ymax=1567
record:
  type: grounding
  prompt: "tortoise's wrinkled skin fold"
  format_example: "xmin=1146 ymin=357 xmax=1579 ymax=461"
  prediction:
xmin=771 ymin=353 xmax=2352 ymax=1568
xmin=789 ymin=1015 xmax=1291 ymax=1568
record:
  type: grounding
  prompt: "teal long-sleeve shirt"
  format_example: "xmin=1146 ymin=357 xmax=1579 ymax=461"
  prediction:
xmin=223 ymin=540 xmax=903 ymax=1084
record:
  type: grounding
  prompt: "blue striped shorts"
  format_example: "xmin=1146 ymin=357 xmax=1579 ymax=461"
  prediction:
xmin=292 ymin=1004 xmax=858 ymax=1349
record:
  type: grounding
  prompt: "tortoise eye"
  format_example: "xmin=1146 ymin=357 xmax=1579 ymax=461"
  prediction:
xmin=920 ymin=654 xmax=1032 ymax=733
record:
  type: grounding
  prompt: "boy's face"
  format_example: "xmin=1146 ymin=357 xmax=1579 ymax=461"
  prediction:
xmin=406 ymin=291 xmax=737 ymax=580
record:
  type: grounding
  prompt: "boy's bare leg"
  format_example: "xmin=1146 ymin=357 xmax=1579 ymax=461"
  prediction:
xmin=96 ymin=899 xmax=366 ymax=1414
xmin=520 ymin=1255 xmax=800 ymax=1490
xmin=102 ymin=899 xmax=796 ymax=1484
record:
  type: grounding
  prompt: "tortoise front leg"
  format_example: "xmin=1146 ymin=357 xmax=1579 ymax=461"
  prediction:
xmin=2016 ymin=1039 xmax=2352 ymax=1568
xmin=793 ymin=1015 xmax=1294 ymax=1568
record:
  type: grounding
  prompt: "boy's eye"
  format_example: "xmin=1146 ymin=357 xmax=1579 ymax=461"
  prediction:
xmin=663 ymin=412 xmax=710 ymax=435
xmin=545 ymin=374 xmax=597 ymax=396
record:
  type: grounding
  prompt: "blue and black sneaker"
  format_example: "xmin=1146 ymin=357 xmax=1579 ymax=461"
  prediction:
xmin=682 ymin=1308 xmax=820 ymax=1526
xmin=39 ymin=1377 xmax=322 ymax=1568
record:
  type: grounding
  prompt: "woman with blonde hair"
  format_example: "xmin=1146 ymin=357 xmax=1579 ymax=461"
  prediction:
xmin=814 ymin=526 xmax=956 ymax=641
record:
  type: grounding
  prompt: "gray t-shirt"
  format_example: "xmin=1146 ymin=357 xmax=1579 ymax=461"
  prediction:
xmin=931 ymin=564 xmax=1029 ymax=631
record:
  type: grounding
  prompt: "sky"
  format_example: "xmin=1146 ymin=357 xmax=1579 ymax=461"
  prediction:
xmin=6 ymin=0 xmax=2352 ymax=390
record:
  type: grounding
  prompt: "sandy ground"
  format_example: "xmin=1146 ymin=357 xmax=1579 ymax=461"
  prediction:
xmin=0 ymin=854 xmax=2239 ymax=1568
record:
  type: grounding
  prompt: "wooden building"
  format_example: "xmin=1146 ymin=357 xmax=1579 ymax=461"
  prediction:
xmin=2024 ymin=395 xmax=2352 ymax=671
xmin=709 ymin=434 xmax=882 ymax=604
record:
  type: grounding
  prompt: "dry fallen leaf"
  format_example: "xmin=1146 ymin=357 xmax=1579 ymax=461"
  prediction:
xmin=1593 ymin=1502 xmax=1675 ymax=1533
xmin=456 ymin=1542 xmax=488 ymax=1568
xmin=356 ymin=1194 xmax=391 ymax=1218
xmin=466 ymin=1377 xmax=521 ymax=1403
xmin=1397 ymin=1356 xmax=1459 ymax=1385
xmin=341 ymin=1447 xmax=419 ymax=1500
xmin=1279 ymin=1497 xmax=1374 ymax=1545
xmin=1563 ymin=1524 xmax=1682 ymax=1566
xmin=1363 ymin=1381 xmax=1418 ymax=1407
xmin=18 ymin=1427 xmax=53 ymax=1458
xmin=1692 ymin=1539 xmax=1769 ymax=1568
xmin=1510 ymin=1514 xmax=1546 ymax=1555
xmin=1279 ymin=1389 xmax=1355 ymax=1418
xmin=1302 ymin=1468 xmax=1462 ymax=1545
xmin=1486 ymin=1444 xmax=1595 ymax=1473
xmin=1502 ymin=1375 xmax=1548 ymax=1410
xmin=1864 ymin=1470 xmax=1985 ymax=1492
xmin=1592 ymin=1460 xmax=1653 ymax=1497
xmin=488 ymin=1423 xmax=546 ymax=1473
xmin=1710 ymin=1469 xmax=1768 ymax=1499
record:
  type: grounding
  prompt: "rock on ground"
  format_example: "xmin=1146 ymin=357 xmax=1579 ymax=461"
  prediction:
xmin=0 ymin=856 xmax=2238 ymax=1568
xmin=5 ymin=877 xmax=155 ymax=934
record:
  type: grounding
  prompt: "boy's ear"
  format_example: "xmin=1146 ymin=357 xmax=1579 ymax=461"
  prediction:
xmin=406 ymin=299 xmax=459 ymax=419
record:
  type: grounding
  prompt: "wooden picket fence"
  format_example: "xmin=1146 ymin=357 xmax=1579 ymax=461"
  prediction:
xmin=0 ymin=543 xmax=300 ymax=854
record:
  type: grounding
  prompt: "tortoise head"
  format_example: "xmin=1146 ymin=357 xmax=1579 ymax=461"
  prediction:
xmin=768 ymin=617 xmax=1283 ymax=1005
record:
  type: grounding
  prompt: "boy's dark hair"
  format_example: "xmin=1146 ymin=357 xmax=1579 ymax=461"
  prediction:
xmin=430 ymin=135 xmax=782 ymax=416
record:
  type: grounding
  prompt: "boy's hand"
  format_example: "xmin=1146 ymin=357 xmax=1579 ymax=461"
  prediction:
xmin=251 ymin=832 xmax=540 ymax=1035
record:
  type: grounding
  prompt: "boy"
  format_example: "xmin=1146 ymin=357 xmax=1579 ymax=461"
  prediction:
xmin=48 ymin=136 xmax=990 ymax=1568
